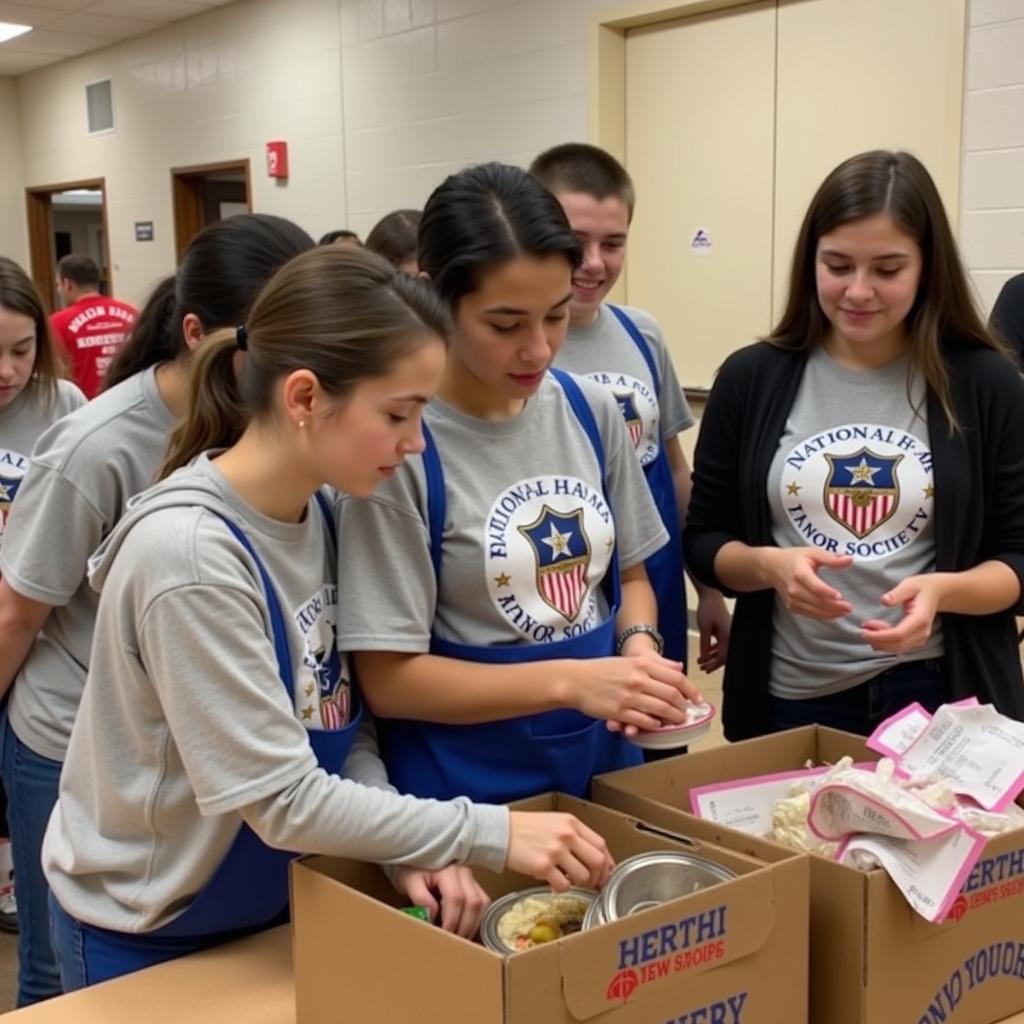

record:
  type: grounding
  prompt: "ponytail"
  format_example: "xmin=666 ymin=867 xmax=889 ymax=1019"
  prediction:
xmin=161 ymin=246 xmax=451 ymax=479
xmin=161 ymin=329 xmax=243 ymax=477
xmin=104 ymin=276 xmax=176 ymax=390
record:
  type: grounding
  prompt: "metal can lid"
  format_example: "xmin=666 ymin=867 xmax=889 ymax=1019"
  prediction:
xmin=600 ymin=852 xmax=736 ymax=923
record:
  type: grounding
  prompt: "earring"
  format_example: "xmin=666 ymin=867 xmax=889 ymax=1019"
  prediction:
xmin=299 ymin=420 xmax=306 ymax=429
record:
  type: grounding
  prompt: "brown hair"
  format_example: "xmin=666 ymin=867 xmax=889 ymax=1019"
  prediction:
xmin=57 ymin=254 xmax=101 ymax=289
xmin=765 ymin=150 xmax=1007 ymax=431
xmin=162 ymin=246 xmax=451 ymax=477
xmin=0 ymin=256 xmax=65 ymax=406
xmin=529 ymin=143 xmax=636 ymax=220
xmin=365 ymin=210 xmax=421 ymax=269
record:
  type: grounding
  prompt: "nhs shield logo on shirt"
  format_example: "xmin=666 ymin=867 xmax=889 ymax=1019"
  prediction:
xmin=518 ymin=506 xmax=591 ymax=622
xmin=295 ymin=584 xmax=350 ymax=730
xmin=779 ymin=423 xmax=934 ymax=562
xmin=485 ymin=475 xmax=615 ymax=642
xmin=587 ymin=370 xmax=661 ymax=466
xmin=824 ymin=448 xmax=902 ymax=539
xmin=614 ymin=392 xmax=645 ymax=449
xmin=0 ymin=448 xmax=29 ymax=540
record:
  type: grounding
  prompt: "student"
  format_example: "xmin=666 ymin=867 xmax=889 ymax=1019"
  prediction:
xmin=42 ymin=245 xmax=611 ymax=989
xmin=319 ymin=229 xmax=362 ymax=248
xmin=989 ymin=272 xmax=1024 ymax=369
xmin=530 ymin=143 xmax=731 ymax=674
xmin=50 ymin=255 xmax=138 ymax=399
xmin=365 ymin=209 xmax=421 ymax=274
xmin=338 ymin=163 xmax=700 ymax=806
xmin=684 ymin=150 xmax=1024 ymax=740
xmin=0 ymin=259 xmax=85 ymax=938
xmin=0 ymin=214 xmax=313 ymax=1006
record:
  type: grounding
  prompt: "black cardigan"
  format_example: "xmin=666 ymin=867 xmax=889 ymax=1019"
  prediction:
xmin=684 ymin=339 xmax=1024 ymax=740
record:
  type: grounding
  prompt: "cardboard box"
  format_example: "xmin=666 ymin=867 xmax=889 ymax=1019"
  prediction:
xmin=592 ymin=725 xmax=1024 ymax=1024
xmin=291 ymin=794 xmax=808 ymax=1024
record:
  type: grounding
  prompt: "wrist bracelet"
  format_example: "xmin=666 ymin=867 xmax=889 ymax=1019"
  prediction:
xmin=616 ymin=624 xmax=664 ymax=655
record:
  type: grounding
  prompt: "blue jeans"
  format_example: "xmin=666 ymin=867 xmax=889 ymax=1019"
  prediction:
xmin=767 ymin=658 xmax=947 ymax=737
xmin=0 ymin=709 xmax=63 ymax=1005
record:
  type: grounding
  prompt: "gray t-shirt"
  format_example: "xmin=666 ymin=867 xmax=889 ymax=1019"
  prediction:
xmin=0 ymin=367 xmax=176 ymax=761
xmin=0 ymin=379 xmax=85 ymax=548
xmin=337 ymin=374 xmax=667 ymax=652
xmin=43 ymin=456 xmax=507 ymax=932
xmin=767 ymin=348 xmax=943 ymax=698
xmin=554 ymin=305 xmax=694 ymax=469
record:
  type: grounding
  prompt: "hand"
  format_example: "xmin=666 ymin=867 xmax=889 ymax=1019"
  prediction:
xmin=764 ymin=547 xmax=853 ymax=620
xmin=567 ymin=650 xmax=703 ymax=736
xmin=695 ymin=591 xmax=731 ymax=673
xmin=506 ymin=812 xmax=614 ymax=891
xmin=861 ymin=575 xmax=942 ymax=654
xmin=393 ymin=865 xmax=491 ymax=939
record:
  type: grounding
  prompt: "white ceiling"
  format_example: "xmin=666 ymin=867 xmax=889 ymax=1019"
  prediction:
xmin=0 ymin=0 xmax=237 ymax=76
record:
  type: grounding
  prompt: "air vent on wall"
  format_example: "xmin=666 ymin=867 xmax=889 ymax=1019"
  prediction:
xmin=85 ymin=79 xmax=114 ymax=134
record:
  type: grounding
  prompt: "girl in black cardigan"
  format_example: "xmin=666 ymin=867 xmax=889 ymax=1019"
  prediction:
xmin=685 ymin=150 xmax=1024 ymax=741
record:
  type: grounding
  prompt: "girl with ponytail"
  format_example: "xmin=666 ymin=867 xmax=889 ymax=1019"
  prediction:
xmin=0 ymin=214 xmax=312 ymax=1006
xmin=41 ymin=245 xmax=612 ymax=988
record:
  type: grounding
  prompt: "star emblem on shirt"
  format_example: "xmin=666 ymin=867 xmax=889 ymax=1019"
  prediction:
xmin=0 ymin=482 xmax=11 ymax=501
xmin=494 ymin=572 xmax=511 ymax=588
xmin=924 ymin=484 xmax=935 ymax=498
xmin=847 ymin=457 xmax=881 ymax=485
xmin=301 ymin=705 xmax=314 ymax=720
xmin=304 ymin=682 xmax=315 ymax=697
xmin=542 ymin=524 xmax=573 ymax=559
xmin=786 ymin=482 xmax=801 ymax=495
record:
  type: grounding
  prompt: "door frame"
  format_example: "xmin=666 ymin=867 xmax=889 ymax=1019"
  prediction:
xmin=25 ymin=176 xmax=110 ymax=313
xmin=171 ymin=159 xmax=252 ymax=262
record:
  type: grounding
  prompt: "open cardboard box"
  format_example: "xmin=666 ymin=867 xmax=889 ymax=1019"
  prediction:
xmin=291 ymin=793 xmax=808 ymax=1023
xmin=592 ymin=725 xmax=1024 ymax=1024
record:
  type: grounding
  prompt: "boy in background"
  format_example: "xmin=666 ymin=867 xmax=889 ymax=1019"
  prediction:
xmin=531 ymin=143 xmax=730 ymax=679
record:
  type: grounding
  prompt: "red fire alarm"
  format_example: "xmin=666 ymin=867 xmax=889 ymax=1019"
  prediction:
xmin=266 ymin=140 xmax=289 ymax=179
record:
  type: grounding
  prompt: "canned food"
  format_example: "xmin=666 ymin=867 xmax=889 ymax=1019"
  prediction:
xmin=480 ymin=887 xmax=597 ymax=955
xmin=599 ymin=852 xmax=736 ymax=922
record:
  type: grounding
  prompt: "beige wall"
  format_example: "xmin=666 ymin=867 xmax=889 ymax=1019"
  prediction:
xmin=0 ymin=77 xmax=27 ymax=271
xmin=961 ymin=0 xmax=1024 ymax=314
xmin=7 ymin=0 xmax=1024 ymax=311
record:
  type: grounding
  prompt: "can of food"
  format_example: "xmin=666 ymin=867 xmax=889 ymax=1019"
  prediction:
xmin=480 ymin=887 xmax=597 ymax=955
xmin=599 ymin=852 xmax=736 ymax=923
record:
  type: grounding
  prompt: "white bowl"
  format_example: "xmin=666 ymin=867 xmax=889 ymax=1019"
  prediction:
xmin=629 ymin=702 xmax=716 ymax=751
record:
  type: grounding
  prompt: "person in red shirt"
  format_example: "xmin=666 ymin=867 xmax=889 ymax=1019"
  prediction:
xmin=50 ymin=255 xmax=137 ymax=399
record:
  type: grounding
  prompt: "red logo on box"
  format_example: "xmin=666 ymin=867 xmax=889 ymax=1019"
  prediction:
xmin=606 ymin=969 xmax=640 ymax=1001
xmin=947 ymin=895 xmax=969 ymax=923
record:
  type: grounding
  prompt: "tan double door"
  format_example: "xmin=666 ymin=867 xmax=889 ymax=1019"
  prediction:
xmin=624 ymin=0 xmax=966 ymax=392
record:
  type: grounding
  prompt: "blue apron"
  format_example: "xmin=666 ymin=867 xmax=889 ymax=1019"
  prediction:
xmin=52 ymin=493 xmax=363 ymax=984
xmin=607 ymin=305 xmax=687 ymax=667
xmin=378 ymin=369 xmax=642 ymax=805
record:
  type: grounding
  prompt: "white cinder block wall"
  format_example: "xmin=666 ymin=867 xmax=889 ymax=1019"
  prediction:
xmin=3 ymin=0 xmax=1023 ymax=308
xmin=0 ymin=77 xmax=28 ymax=270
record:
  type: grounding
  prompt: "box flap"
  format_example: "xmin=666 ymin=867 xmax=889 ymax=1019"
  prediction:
xmin=558 ymin=869 xmax=777 ymax=1020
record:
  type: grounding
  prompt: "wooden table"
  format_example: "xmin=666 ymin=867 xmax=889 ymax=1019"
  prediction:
xmin=4 ymin=925 xmax=1023 ymax=1022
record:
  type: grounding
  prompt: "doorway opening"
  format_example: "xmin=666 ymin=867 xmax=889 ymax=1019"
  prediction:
xmin=172 ymin=160 xmax=252 ymax=262
xmin=25 ymin=178 xmax=110 ymax=313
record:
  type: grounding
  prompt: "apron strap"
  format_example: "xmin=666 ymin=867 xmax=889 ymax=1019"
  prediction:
xmin=421 ymin=421 xmax=446 ymax=585
xmin=607 ymin=304 xmax=661 ymax=394
xmin=211 ymin=512 xmax=295 ymax=699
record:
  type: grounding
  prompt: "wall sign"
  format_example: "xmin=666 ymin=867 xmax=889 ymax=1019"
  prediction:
xmin=135 ymin=221 xmax=154 ymax=242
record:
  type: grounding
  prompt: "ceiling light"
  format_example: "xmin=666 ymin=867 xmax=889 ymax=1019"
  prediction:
xmin=0 ymin=23 xmax=32 ymax=44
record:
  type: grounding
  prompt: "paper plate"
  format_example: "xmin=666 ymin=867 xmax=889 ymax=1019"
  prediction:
xmin=629 ymin=703 xmax=716 ymax=751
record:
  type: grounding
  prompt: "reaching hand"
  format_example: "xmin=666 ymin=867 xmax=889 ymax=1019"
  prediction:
xmin=506 ymin=812 xmax=614 ymax=891
xmin=392 ymin=865 xmax=491 ymax=939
